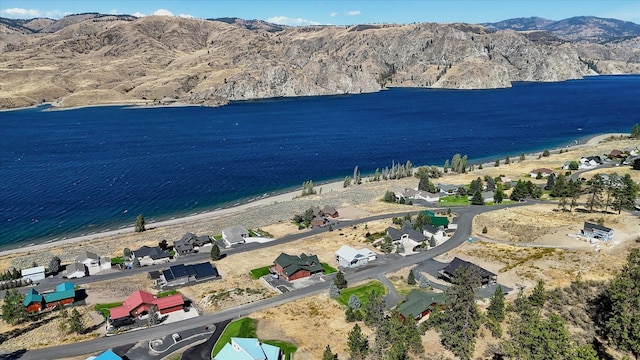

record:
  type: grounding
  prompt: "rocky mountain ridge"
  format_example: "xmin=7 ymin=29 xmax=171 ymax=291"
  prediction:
xmin=482 ymin=16 xmax=640 ymax=42
xmin=1 ymin=15 xmax=639 ymax=109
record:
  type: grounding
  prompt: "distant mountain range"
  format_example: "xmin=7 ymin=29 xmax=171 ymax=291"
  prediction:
xmin=0 ymin=13 xmax=639 ymax=109
xmin=482 ymin=16 xmax=640 ymax=42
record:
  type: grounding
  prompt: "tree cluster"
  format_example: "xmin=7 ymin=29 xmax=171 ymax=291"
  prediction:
xmin=446 ymin=153 xmax=468 ymax=173
xmin=510 ymin=179 xmax=542 ymax=201
xmin=300 ymin=180 xmax=316 ymax=196
xmin=134 ymin=214 xmax=146 ymax=233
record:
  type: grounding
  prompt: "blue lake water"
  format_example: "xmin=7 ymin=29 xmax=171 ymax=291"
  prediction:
xmin=1 ymin=75 xmax=639 ymax=248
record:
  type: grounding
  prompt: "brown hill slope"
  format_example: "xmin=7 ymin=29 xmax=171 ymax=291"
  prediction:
xmin=1 ymin=16 xmax=639 ymax=109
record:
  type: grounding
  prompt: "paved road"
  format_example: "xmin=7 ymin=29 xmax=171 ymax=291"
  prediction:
xmin=17 ymin=202 xmax=528 ymax=360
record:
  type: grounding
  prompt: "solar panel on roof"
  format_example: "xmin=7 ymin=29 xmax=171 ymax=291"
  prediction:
xmin=169 ymin=264 xmax=189 ymax=278
xmin=162 ymin=269 xmax=174 ymax=281
xmin=186 ymin=265 xmax=197 ymax=276
xmin=193 ymin=263 xmax=218 ymax=279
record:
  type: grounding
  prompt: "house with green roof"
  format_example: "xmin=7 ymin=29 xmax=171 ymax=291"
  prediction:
xmin=272 ymin=252 xmax=324 ymax=281
xmin=422 ymin=210 xmax=449 ymax=227
xmin=214 ymin=337 xmax=281 ymax=360
xmin=398 ymin=289 xmax=446 ymax=322
xmin=23 ymin=288 xmax=44 ymax=313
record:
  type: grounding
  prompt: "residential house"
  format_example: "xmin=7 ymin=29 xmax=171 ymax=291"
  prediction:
xmin=87 ymin=350 xmax=122 ymax=360
xmin=439 ymin=257 xmax=497 ymax=285
xmin=581 ymin=222 xmax=614 ymax=242
xmin=310 ymin=215 xmax=326 ymax=227
xmin=386 ymin=227 xmax=426 ymax=244
xmin=214 ymin=337 xmax=282 ymax=360
xmin=174 ymin=233 xmax=212 ymax=255
xmin=579 ymin=156 xmax=603 ymax=169
xmin=65 ymin=262 xmax=87 ymax=279
xmin=75 ymin=251 xmax=100 ymax=275
xmin=21 ymin=266 xmax=45 ymax=282
xmin=422 ymin=224 xmax=446 ymax=240
xmin=401 ymin=188 xmax=442 ymax=202
xmin=436 ymin=184 xmax=460 ymax=195
xmin=468 ymin=191 xmax=495 ymax=203
xmin=109 ymin=289 xmax=184 ymax=321
xmin=608 ymin=149 xmax=625 ymax=159
xmin=321 ymin=205 xmax=339 ymax=218
xmin=273 ymin=253 xmax=324 ymax=281
xmin=422 ymin=210 xmax=450 ymax=227
xmin=132 ymin=245 xmax=171 ymax=266
xmin=160 ymin=262 xmax=219 ymax=287
xmin=335 ymin=245 xmax=377 ymax=268
xmin=23 ymin=288 xmax=44 ymax=313
xmin=529 ymin=168 xmax=556 ymax=178
xmin=43 ymin=282 xmax=76 ymax=309
xmin=222 ymin=226 xmax=249 ymax=248
xmin=398 ymin=289 xmax=446 ymax=322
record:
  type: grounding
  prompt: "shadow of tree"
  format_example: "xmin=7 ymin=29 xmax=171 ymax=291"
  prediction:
xmin=0 ymin=349 xmax=27 ymax=360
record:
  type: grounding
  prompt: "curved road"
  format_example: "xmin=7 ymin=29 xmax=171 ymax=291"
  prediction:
xmin=18 ymin=202 xmax=528 ymax=360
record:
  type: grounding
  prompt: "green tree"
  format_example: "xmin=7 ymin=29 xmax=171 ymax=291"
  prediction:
xmin=485 ymin=176 xmax=496 ymax=191
xmin=469 ymin=177 xmax=483 ymax=194
xmin=383 ymin=191 xmax=396 ymax=203
xmin=49 ymin=256 xmax=61 ymax=274
xmin=334 ymin=271 xmax=347 ymax=290
xmin=407 ymin=269 xmax=416 ymax=285
xmin=542 ymin=149 xmax=550 ymax=157
xmin=210 ymin=243 xmax=221 ymax=261
xmin=343 ymin=176 xmax=351 ymax=188
xmin=529 ymin=280 xmax=547 ymax=307
xmin=1 ymin=289 xmax=27 ymax=325
xmin=494 ymin=183 xmax=505 ymax=204
xmin=520 ymin=153 xmax=526 ymax=162
xmin=494 ymin=159 xmax=500 ymax=167
xmin=598 ymin=248 xmax=640 ymax=359
xmin=505 ymin=156 xmax=510 ymax=165
xmin=418 ymin=173 xmax=434 ymax=192
xmin=569 ymin=161 xmax=579 ymax=170
xmin=586 ymin=174 xmax=605 ymax=212
xmin=322 ymin=344 xmax=337 ymax=360
xmin=348 ymin=324 xmax=369 ymax=360
xmin=329 ymin=282 xmax=340 ymax=299
xmin=134 ymin=214 xmax=146 ymax=232
xmin=631 ymin=123 xmax=640 ymax=138
xmin=123 ymin=247 xmax=131 ymax=259
xmin=363 ymin=290 xmax=386 ymax=329
xmin=429 ymin=235 xmax=437 ymax=247
xmin=545 ymin=173 xmax=556 ymax=190
xmin=435 ymin=267 xmax=482 ymax=359
xmin=380 ymin=236 xmax=394 ymax=255
xmin=348 ymin=294 xmax=362 ymax=310
xmin=471 ymin=190 xmax=484 ymax=205
xmin=132 ymin=257 xmax=141 ymax=268
xmin=148 ymin=304 xmax=159 ymax=326
xmin=487 ymin=286 xmax=505 ymax=322
xmin=69 ymin=308 xmax=84 ymax=334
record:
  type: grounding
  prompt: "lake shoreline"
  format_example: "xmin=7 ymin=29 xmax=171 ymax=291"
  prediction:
xmin=0 ymin=131 xmax=626 ymax=257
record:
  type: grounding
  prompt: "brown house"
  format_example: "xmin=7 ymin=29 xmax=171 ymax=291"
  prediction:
xmin=272 ymin=253 xmax=324 ymax=281
xmin=608 ymin=149 xmax=626 ymax=159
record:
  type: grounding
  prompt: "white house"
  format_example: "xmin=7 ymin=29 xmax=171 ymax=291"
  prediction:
xmin=581 ymin=222 xmax=614 ymax=242
xmin=76 ymin=251 xmax=101 ymax=275
xmin=335 ymin=245 xmax=377 ymax=268
xmin=529 ymin=168 xmax=556 ymax=178
xmin=100 ymin=256 xmax=112 ymax=271
xmin=65 ymin=262 xmax=86 ymax=279
xmin=222 ymin=225 xmax=249 ymax=248
xmin=422 ymin=224 xmax=446 ymax=240
xmin=21 ymin=266 xmax=46 ymax=282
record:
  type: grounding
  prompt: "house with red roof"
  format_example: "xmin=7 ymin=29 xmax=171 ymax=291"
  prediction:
xmin=109 ymin=290 xmax=184 ymax=321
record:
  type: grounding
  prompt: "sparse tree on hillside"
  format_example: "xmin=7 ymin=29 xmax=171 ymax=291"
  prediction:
xmin=348 ymin=294 xmax=362 ymax=310
xmin=210 ymin=243 xmax=221 ymax=261
xmin=529 ymin=280 xmax=547 ymax=308
xmin=69 ymin=308 xmax=84 ymax=334
xmin=123 ymin=247 xmax=131 ymax=260
xmin=49 ymin=256 xmax=61 ymax=274
xmin=348 ymin=324 xmax=369 ymax=360
xmin=334 ymin=271 xmax=347 ymax=290
xmin=471 ymin=190 xmax=484 ymax=205
xmin=380 ymin=236 xmax=394 ymax=255
xmin=407 ymin=269 xmax=416 ymax=285
xmin=1 ymin=289 xmax=27 ymax=325
xmin=631 ymin=123 xmax=640 ymax=138
xmin=322 ymin=344 xmax=337 ymax=360
xmin=329 ymin=282 xmax=340 ymax=299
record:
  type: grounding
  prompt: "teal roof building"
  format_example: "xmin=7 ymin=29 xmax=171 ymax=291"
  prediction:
xmin=214 ymin=337 xmax=281 ymax=360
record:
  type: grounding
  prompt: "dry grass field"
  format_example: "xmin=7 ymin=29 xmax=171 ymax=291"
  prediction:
xmin=1 ymin=134 xmax=639 ymax=359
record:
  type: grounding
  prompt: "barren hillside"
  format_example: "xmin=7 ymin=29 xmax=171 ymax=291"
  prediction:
xmin=1 ymin=15 xmax=639 ymax=109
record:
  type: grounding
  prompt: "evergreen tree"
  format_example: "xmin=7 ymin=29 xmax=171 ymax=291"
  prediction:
xmin=148 ymin=305 xmax=159 ymax=326
xmin=598 ymin=248 xmax=640 ymax=359
xmin=123 ymin=247 xmax=131 ymax=259
xmin=471 ymin=190 xmax=484 ymax=205
xmin=407 ymin=269 xmax=416 ymax=285
xmin=418 ymin=173 xmax=431 ymax=192
xmin=69 ymin=308 xmax=84 ymax=334
xmin=322 ymin=344 xmax=337 ymax=360
xmin=631 ymin=123 xmax=640 ymax=138
xmin=343 ymin=176 xmax=351 ymax=188
xmin=486 ymin=176 xmax=496 ymax=191
xmin=545 ymin=173 xmax=556 ymax=190
xmin=435 ymin=267 xmax=482 ymax=359
xmin=542 ymin=149 xmax=550 ymax=157
xmin=529 ymin=280 xmax=547 ymax=307
xmin=363 ymin=290 xmax=386 ymax=329
xmin=345 ymin=306 xmax=356 ymax=322
xmin=210 ymin=243 xmax=221 ymax=261
xmin=443 ymin=159 xmax=450 ymax=173
xmin=328 ymin=282 xmax=340 ymax=299
xmin=418 ymin=275 xmax=430 ymax=288
xmin=380 ymin=236 xmax=394 ymax=255
xmin=586 ymin=174 xmax=605 ymax=212
xmin=494 ymin=159 xmax=500 ymax=167
xmin=132 ymin=257 xmax=141 ymax=268
xmin=469 ymin=177 xmax=483 ymax=193
xmin=487 ymin=286 xmax=505 ymax=322
xmin=505 ymin=156 xmax=510 ymax=165
xmin=348 ymin=294 xmax=362 ymax=310
xmin=1 ymin=289 xmax=27 ymax=325
xmin=334 ymin=271 xmax=347 ymax=290
xmin=134 ymin=214 xmax=146 ymax=232
xmin=383 ymin=191 xmax=396 ymax=203
xmin=49 ymin=256 xmax=61 ymax=274
xmin=347 ymin=324 xmax=369 ymax=360
xmin=429 ymin=235 xmax=437 ymax=247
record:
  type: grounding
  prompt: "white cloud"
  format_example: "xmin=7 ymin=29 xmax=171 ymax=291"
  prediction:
xmin=0 ymin=7 xmax=42 ymax=18
xmin=346 ymin=10 xmax=361 ymax=16
xmin=132 ymin=12 xmax=146 ymax=17
xmin=330 ymin=12 xmax=338 ymax=18
xmin=151 ymin=9 xmax=174 ymax=16
xmin=178 ymin=14 xmax=194 ymax=18
xmin=109 ymin=9 xmax=118 ymax=15
xmin=45 ymin=10 xmax=71 ymax=19
xmin=267 ymin=16 xmax=321 ymax=26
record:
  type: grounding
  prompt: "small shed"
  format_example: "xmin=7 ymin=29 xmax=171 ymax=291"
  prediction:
xmin=66 ymin=262 xmax=86 ymax=279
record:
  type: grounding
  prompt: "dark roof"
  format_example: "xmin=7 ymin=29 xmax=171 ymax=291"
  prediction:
xmin=399 ymin=290 xmax=446 ymax=319
xmin=423 ymin=224 xmax=441 ymax=235
xmin=148 ymin=270 xmax=161 ymax=280
xmin=195 ymin=235 xmax=211 ymax=245
xmin=441 ymin=257 xmax=496 ymax=279
xmin=192 ymin=262 xmax=219 ymax=279
xmin=180 ymin=232 xmax=197 ymax=242
xmin=174 ymin=241 xmax=194 ymax=253
xmin=134 ymin=245 xmax=170 ymax=260
xmin=163 ymin=262 xmax=219 ymax=282
xmin=169 ymin=264 xmax=190 ymax=279
xmin=386 ymin=227 xmax=426 ymax=242
xmin=584 ymin=222 xmax=613 ymax=232
xmin=274 ymin=253 xmax=323 ymax=277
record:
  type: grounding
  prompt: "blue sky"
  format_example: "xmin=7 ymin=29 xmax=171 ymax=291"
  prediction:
xmin=1 ymin=1 xmax=639 ymax=25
